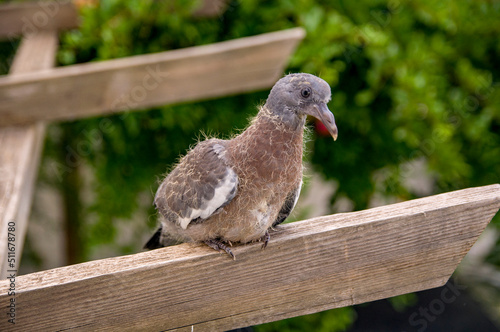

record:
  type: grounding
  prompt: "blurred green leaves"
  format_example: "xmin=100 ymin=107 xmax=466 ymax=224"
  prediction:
xmin=255 ymin=306 xmax=356 ymax=332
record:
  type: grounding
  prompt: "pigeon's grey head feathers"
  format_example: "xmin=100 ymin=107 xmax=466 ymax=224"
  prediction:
xmin=264 ymin=73 xmax=338 ymax=140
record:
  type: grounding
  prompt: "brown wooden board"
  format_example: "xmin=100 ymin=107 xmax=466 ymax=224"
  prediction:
xmin=0 ymin=185 xmax=498 ymax=331
xmin=0 ymin=28 xmax=306 ymax=126
xmin=0 ymin=1 xmax=78 ymax=40
xmin=0 ymin=30 xmax=58 ymax=280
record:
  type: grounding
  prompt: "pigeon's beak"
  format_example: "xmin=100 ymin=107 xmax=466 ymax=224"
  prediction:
xmin=307 ymin=103 xmax=338 ymax=141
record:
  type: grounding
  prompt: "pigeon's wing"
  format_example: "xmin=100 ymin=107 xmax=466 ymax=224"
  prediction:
xmin=272 ymin=181 xmax=302 ymax=227
xmin=154 ymin=139 xmax=238 ymax=230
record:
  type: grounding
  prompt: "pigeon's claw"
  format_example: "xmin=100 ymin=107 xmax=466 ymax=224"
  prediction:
xmin=204 ymin=239 xmax=235 ymax=260
xmin=261 ymin=231 xmax=270 ymax=250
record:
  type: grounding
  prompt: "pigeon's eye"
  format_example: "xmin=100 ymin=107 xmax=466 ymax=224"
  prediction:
xmin=301 ymin=87 xmax=312 ymax=98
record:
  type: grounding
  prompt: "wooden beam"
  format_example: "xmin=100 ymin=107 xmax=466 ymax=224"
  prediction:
xmin=192 ymin=0 xmax=228 ymax=17
xmin=0 ymin=31 xmax=58 ymax=280
xmin=1 ymin=185 xmax=498 ymax=331
xmin=0 ymin=27 xmax=306 ymax=127
xmin=0 ymin=1 xmax=79 ymax=40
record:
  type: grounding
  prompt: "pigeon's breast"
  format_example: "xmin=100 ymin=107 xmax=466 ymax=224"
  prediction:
xmin=228 ymin=116 xmax=304 ymax=186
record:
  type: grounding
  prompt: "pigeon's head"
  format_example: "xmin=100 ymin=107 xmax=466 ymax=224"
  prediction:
xmin=265 ymin=73 xmax=338 ymax=140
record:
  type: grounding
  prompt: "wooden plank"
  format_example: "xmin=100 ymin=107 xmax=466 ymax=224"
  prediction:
xmin=0 ymin=184 xmax=498 ymax=331
xmin=0 ymin=31 xmax=58 ymax=280
xmin=193 ymin=0 xmax=228 ymax=17
xmin=0 ymin=1 xmax=79 ymax=40
xmin=0 ymin=27 xmax=306 ymax=127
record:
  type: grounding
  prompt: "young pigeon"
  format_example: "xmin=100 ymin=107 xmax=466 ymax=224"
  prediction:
xmin=144 ymin=73 xmax=338 ymax=259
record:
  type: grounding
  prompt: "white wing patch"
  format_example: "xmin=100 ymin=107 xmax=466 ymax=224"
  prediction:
xmin=291 ymin=180 xmax=303 ymax=212
xmin=178 ymin=167 xmax=238 ymax=229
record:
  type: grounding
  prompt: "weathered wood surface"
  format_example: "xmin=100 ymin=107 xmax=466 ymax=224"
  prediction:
xmin=0 ymin=28 xmax=305 ymax=127
xmin=1 ymin=184 xmax=498 ymax=331
xmin=0 ymin=31 xmax=58 ymax=280
xmin=0 ymin=1 xmax=79 ymax=40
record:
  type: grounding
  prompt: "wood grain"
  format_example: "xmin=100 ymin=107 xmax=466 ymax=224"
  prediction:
xmin=1 ymin=184 xmax=498 ymax=331
xmin=0 ymin=28 xmax=306 ymax=127
xmin=0 ymin=1 xmax=79 ymax=40
xmin=0 ymin=31 xmax=58 ymax=279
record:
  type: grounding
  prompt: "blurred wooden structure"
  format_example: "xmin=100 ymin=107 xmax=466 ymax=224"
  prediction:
xmin=0 ymin=1 xmax=499 ymax=331
xmin=0 ymin=28 xmax=306 ymax=126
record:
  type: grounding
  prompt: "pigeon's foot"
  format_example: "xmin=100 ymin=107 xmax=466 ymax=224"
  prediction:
xmin=261 ymin=230 xmax=270 ymax=250
xmin=204 ymin=239 xmax=235 ymax=260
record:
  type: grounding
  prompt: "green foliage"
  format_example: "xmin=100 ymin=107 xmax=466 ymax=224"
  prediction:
xmin=254 ymin=307 xmax=355 ymax=332
xmin=303 ymin=0 xmax=500 ymax=210
xmin=0 ymin=39 xmax=18 ymax=75
xmin=388 ymin=293 xmax=418 ymax=313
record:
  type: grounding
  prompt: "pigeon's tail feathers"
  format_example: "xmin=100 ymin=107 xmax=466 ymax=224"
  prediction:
xmin=143 ymin=226 xmax=183 ymax=250
xmin=144 ymin=227 xmax=164 ymax=250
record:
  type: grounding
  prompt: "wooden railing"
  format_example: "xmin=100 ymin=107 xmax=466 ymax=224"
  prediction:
xmin=0 ymin=185 xmax=498 ymax=330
